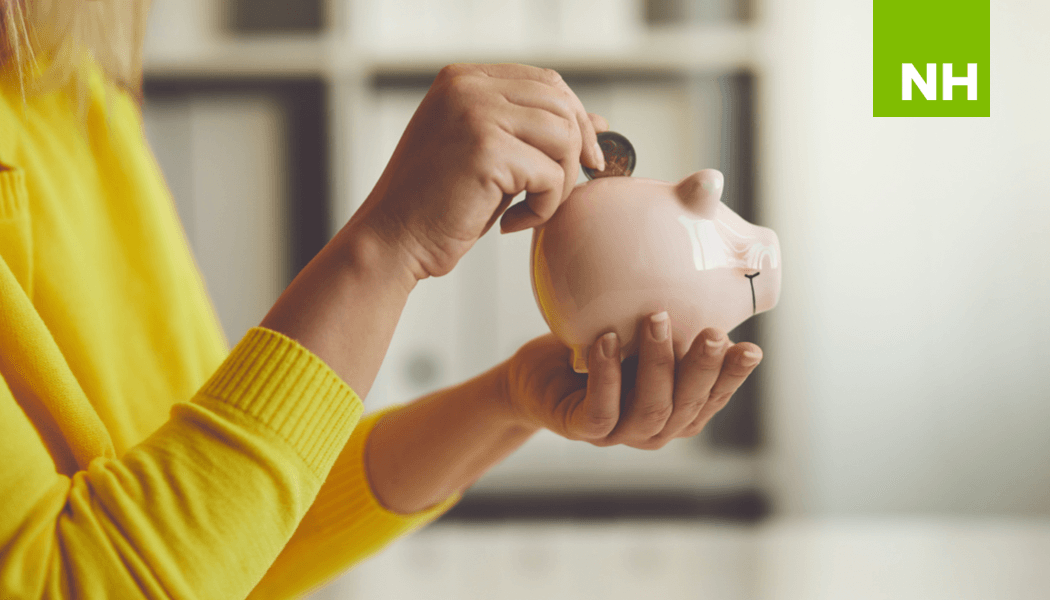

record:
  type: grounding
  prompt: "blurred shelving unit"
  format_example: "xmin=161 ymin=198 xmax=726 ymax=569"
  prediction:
xmin=142 ymin=0 xmax=767 ymax=525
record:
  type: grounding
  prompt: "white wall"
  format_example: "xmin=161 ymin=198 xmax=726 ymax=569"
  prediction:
xmin=759 ymin=0 xmax=1050 ymax=515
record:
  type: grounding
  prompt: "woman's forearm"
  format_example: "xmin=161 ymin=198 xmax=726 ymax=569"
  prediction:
xmin=364 ymin=363 xmax=541 ymax=514
xmin=259 ymin=220 xmax=418 ymax=400
xmin=260 ymin=214 xmax=538 ymax=513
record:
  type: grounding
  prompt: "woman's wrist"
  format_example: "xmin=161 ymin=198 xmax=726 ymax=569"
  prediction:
xmin=488 ymin=360 xmax=543 ymax=433
xmin=331 ymin=216 xmax=420 ymax=294
xmin=366 ymin=364 xmax=541 ymax=514
xmin=259 ymin=219 xmax=418 ymax=398
xmin=345 ymin=191 xmax=435 ymax=283
xmin=477 ymin=362 xmax=544 ymax=434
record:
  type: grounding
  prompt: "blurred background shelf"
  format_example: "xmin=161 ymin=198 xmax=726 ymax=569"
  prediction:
xmin=144 ymin=37 xmax=332 ymax=77
xmin=143 ymin=25 xmax=757 ymax=78
xmin=359 ymin=24 xmax=757 ymax=76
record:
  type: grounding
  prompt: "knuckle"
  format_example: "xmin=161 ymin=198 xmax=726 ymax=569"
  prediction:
xmin=437 ymin=63 xmax=468 ymax=83
xmin=638 ymin=401 xmax=674 ymax=426
xmin=443 ymin=73 xmax=482 ymax=108
xmin=566 ymin=401 xmax=619 ymax=439
xmin=673 ymin=395 xmax=707 ymax=415
xmin=578 ymin=413 xmax=618 ymax=438
xmin=550 ymin=112 xmax=577 ymax=144
xmin=541 ymin=67 xmax=564 ymax=85
xmin=436 ymin=64 xmax=455 ymax=81
xmin=645 ymin=352 xmax=676 ymax=372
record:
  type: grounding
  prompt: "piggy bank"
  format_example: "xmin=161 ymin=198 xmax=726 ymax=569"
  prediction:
xmin=530 ymin=169 xmax=781 ymax=372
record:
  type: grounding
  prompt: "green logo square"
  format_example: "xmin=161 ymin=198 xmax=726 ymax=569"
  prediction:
xmin=873 ymin=0 xmax=990 ymax=117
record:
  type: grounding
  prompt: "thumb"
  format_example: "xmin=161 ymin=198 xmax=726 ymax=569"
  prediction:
xmin=499 ymin=200 xmax=543 ymax=234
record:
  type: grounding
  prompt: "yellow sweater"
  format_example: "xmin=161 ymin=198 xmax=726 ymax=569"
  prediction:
xmin=0 ymin=62 xmax=456 ymax=598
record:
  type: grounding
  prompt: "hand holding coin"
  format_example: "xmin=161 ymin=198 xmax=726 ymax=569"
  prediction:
xmin=583 ymin=131 xmax=636 ymax=180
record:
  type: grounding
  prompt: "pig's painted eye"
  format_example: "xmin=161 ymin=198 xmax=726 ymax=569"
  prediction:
xmin=744 ymin=272 xmax=761 ymax=315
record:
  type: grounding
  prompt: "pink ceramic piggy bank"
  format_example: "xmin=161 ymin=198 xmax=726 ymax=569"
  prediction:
xmin=530 ymin=169 xmax=781 ymax=372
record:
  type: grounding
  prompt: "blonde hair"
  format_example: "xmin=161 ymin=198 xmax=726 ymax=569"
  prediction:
xmin=1 ymin=0 xmax=150 ymax=97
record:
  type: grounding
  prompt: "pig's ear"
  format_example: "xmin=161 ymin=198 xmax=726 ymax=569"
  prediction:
xmin=676 ymin=169 xmax=724 ymax=217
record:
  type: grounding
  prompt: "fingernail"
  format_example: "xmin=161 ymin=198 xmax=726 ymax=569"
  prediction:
xmin=739 ymin=350 xmax=762 ymax=366
xmin=650 ymin=311 xmax=669 ymax=342
xmin=600 ymin=332 xmax=618 ymax=359
xmin=593 ymin=142 xmax=605 ymax=172
xmin=704 ymin=336 xmax=725 ymax=355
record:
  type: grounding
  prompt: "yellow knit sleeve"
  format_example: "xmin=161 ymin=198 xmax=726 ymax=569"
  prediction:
xmin=247 ymin=405 xmax=461 ymax=599
xmin=0 ymin=327 xmax=363 ymax=599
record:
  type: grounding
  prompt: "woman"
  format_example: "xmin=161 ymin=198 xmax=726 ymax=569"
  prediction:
xmin=0 ymin=0 xmax=763 ymax=597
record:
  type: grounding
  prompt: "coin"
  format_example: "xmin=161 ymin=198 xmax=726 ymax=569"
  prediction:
xmin=583 ymin=131 xmax=636 ymax=180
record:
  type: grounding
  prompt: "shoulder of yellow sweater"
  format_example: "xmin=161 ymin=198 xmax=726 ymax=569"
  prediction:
xmin=0 ymin=63 xmax=27 ymax=163
xmin=0 ymin=53 xmax=138 ymax=131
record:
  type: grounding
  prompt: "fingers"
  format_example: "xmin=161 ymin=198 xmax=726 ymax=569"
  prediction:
xmin=594 ymin=321 xmax=761 ymax=447
xmin=573 ymin=107 xmax=602 ymax=175
xmin=473 ymin=63 xmax=603 ymax=173
xmin=605 ymin=311 xmax=675 ymax=446
xmin=680 ymin=342 xmax=762 ymax=437
xmin=557 ymin=312 xmax=761 ymax=449
xmin=566 ymin=332 xmax=623 ymax=440
xmin=499 ymin=200 xmax=541 ymax=233
xmin=655 ymin=328 xmax=730 ymax=439
xmin=498 ymin=103 xmax=578 ymax=165
xmin=589 ymin=112 xmax=609 ymax=133
xmin=497 ymin=101 xmax=582 ymax=205
xmin=490 ymin=134 xmax=566 ymax=233
xmin=445 ymin=64 xmax=605 ymax=234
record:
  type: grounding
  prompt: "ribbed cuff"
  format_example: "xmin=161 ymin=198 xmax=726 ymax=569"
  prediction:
xmin=194 ymin=327 xmax=364 ymax=478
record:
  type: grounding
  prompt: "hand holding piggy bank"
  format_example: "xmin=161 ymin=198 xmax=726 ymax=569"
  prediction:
xmin=530 ymin=169 xmax=781 ymax=372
